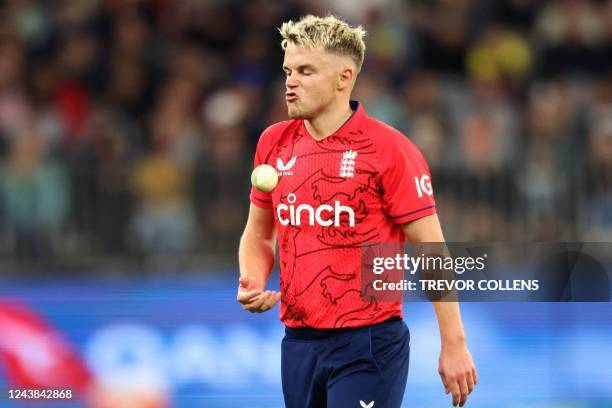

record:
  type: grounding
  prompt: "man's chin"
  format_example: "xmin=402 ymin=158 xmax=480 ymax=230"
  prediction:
xmin=287 ymin=106 xmax=312 ymax=119
xmin=287 ymin=109 xmax=304 ymax=119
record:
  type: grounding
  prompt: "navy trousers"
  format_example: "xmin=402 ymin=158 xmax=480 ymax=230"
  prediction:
xmin=281 ymin=318 xmax=410 ymax=408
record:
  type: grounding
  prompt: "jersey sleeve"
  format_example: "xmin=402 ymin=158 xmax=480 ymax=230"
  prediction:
xmin=249 ymin=126 xmax=276 ymax=209
xmin=380 ymin=134 xmax=436 ymax=224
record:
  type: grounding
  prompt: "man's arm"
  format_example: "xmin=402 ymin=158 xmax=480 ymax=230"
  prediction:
xmin=402 ymin=214 xmax=478 ymax=407
xmin=237 ymin=203 xmax=280 ymax=313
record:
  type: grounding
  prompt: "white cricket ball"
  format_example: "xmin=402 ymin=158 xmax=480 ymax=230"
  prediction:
xmin=251 ymin=164 xmax=279 ymax=192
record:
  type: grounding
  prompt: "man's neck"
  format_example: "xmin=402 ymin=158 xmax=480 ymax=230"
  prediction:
xmin=304 ymin=101 xmax=354 ymax=141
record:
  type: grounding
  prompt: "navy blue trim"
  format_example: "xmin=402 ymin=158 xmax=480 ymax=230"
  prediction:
xmin=390 ymin=205 xmax=435 ymax=219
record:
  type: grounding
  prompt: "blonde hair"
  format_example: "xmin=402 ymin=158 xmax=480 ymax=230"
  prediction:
xmin=279 ymin=15 xmax=367 ymax=72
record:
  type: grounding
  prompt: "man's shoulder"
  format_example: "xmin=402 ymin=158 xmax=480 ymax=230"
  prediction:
xmin=365 ymin=116 xmax=421 ymax=156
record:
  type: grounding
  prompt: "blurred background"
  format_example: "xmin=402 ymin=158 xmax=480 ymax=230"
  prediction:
xmin=0 ymin=0 xmax=611 ymax=407
xmin=0 ymin=0 xmax=610 ymax=269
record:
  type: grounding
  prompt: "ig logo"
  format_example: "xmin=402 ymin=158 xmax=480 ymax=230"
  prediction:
xmin=414 ymin=174 xmax=433 ymax=197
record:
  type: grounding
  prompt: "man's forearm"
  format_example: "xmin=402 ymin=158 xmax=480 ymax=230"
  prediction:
xmin=431 ymin=301 xmax=466 ymax=346
xmin=239 ymin=231 xmax=276 ymax=289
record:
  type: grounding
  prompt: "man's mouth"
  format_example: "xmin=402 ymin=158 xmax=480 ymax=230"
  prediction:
xmin=286 ymin=92 xmax=298 ymax=102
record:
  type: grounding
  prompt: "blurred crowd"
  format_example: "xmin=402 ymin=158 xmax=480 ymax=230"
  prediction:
xmin=0 ymin=0 xmax=611 ymax=265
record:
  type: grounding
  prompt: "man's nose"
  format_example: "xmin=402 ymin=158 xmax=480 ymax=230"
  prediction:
xmin=286 ymin=74 xmax=297 ymax=88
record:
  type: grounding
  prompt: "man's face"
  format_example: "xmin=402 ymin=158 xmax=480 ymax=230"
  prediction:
xmin=282 ymin=44 xmax=340 ymax=120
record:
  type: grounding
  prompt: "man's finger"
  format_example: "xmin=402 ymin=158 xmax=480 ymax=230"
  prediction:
xmin=244 ymin=292 xmax=268 ymax=309
xmin=449 ymin=379 xmax=460 ymax=406
xmin=256 ymin=291 xmax=280 ymax=312
xmin=264 ymin=291 xmax=280 ymax=306
xmin=257 ymin=296 xmax=275 ymax=313
xmin=246 ymin=291 xmax=276 ymax=311
xmin=237 ymin=289 xmax=261 ymax=303
xmin=244 ymin=298 xmax=265 ymax=311
xmin=472 ymin=367 xmax=479 ymax=385
xmin=237 ymin=289 xmax=261 ymax=302
xmin=466 ymin=370 xmax=475 ymax=394
xmin=458 ymin=375 xmax=469 ymax=407
xmin=255 ymin=291 xmax=275 ymax=312
xmin=439 ymin=371 xmax=449 ymax=394
xmin=438 ymin=371 xmax=451 ymax=395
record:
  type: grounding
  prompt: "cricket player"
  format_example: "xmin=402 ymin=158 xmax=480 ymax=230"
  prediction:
xmin=238 ymin=15 xmax=477 ymax=408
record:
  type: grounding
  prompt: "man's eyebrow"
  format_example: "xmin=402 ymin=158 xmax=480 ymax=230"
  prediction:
xmin=283 ymin=64 xmax=317 ymax=71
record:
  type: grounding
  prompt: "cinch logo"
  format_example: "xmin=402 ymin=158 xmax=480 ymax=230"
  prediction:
xmin=276 ymin=193 xmax=355 ymax=227
xmin=360 ymin=401 xmax=374 ymax=408
xmin=277 ymin=156 xmax=297 ymax=176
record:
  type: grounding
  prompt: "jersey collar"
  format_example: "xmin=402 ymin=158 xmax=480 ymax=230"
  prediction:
xmin=303 ymin=100 xmax=367 ymax=141
xmin=339 ymin=100 xmax=366 ymax=136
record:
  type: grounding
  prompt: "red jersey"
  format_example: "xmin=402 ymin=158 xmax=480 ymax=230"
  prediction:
xmin=250 ymin=101 xmax=436 ymax=328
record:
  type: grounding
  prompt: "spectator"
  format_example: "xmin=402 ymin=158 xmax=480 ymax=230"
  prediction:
xmin=400 ymin=71 xmax=449 ymax=170
xmin=129 ymin=130 xmax=195 ymax=255
xmin=0 ymin=31 xmax=29 ymax=155
xmin=466 ymin=24 xmax=532 ymax=88
xmin=583 ymin=77 xmax=612 ymax=239
xmin=536 ymin=0 xmax=604 ymax=76
xmin=0 ymin=125 xmax=69 ymax=259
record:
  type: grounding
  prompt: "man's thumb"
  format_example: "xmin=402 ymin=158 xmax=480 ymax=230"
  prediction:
xmin=239 ymin=276 xmax=250 ymax=288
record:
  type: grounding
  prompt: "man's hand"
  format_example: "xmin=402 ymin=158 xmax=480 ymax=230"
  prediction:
xmin=438 ymin=340 xmax=478 ymax=407
xmin=237 ymin=276 xmax=281 ymax=313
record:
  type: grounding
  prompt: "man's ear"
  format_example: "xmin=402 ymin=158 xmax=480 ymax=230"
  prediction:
xmin=337 ymin=66 xmax=355 ymax=91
